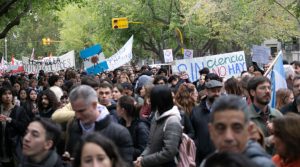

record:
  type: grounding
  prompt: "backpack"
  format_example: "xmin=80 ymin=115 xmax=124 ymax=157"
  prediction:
xmin=164 ymin=116 xmax=196 ymax=167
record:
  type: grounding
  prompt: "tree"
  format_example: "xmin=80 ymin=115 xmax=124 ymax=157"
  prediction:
xmin=0 ymin=0 xmax=84 ymax=39
xmin=57 ymin=0 xmax=300 ymax=63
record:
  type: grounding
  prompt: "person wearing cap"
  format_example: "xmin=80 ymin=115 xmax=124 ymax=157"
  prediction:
xmin=191 ymin=79 xmax=223 ymax=165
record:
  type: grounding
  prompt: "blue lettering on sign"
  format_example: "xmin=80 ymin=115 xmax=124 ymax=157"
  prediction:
xmin=239 ymin=62 xmax=246 ymax=71
xmin=235 ymin=63 xmax=241 ymax=74
xmin=227 ymin=64 xmax=236 ymax=75
xmin=177 ymin=64 xmax=187 ymax=72
xmin=190 ymin=63 xmax=194 ymax=81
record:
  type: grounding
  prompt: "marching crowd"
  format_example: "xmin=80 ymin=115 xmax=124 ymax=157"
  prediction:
xmin=0 ymin=61 xmax=300 ymax=167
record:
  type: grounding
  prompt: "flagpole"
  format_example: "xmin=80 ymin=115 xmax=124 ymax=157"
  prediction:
xmin=263 ymin=51 xmax=282 ymax=77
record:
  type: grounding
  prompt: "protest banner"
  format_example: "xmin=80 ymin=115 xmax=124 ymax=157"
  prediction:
xmin=184 ymin=49 xmax=193 ymax=59
xmin=172 ymin=51 xmax=247 ymax=82
xmin=252 ymin=45 xmax=270 ymax=64
xmin=163 ymin=49 xmax=173 ymax=63
xmin=106 ymin=35 xmax=133 ymax=70
xmin=22 ymin=50 xmax=75 ymax=73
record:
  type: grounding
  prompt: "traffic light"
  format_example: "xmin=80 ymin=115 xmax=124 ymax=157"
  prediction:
xmin=42 ymin=38 xmax=51 ymax=45
xmin=112 ymin=18 xmax=128 ymax=29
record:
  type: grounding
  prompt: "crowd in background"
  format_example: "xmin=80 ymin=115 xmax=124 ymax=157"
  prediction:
xmin=0 ymin=60 xmax=300 ymax=167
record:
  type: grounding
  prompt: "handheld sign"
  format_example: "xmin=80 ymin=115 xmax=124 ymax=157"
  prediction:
xmin=172 ymin=51 xmax=247 ymax=82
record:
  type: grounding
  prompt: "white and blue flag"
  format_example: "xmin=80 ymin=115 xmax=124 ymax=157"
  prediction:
xmin=270 ymin=51 xmax=287 ymax=108
xmin=80 ymin=44 xmax=108 ymax=74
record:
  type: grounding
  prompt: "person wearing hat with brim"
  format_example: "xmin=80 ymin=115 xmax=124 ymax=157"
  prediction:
xmin=190 ymin=79 xmax=223 ymax=166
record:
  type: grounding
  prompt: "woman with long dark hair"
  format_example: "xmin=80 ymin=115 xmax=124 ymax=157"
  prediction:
xmin=117 ymin=96 xmax=149 ymax=160
xmin=135 ymin=85 xmax=182 ymax=167
xmin=0 ymin=86 xmax=29 ymax=166
xmin=23 ymin=89 xmax=38 ymax=121
xmin=73 ymin=133 xmax=126 ymax=167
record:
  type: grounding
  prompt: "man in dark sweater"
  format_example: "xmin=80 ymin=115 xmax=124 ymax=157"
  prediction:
xmin=65 ymin=85 xmax=133 ymax=165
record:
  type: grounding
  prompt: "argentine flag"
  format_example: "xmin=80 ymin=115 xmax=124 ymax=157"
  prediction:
xmin=270 ymin=51 xmax=287 ymax=108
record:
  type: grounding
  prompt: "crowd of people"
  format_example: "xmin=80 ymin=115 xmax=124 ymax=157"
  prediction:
xmin=0 ymin=61 xmax=300 ymax=167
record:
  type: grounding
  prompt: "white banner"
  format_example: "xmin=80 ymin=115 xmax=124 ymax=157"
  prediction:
xmin=172 ymin=51 xmax=247 ymax=82
xmin=22 ymin=50 xmax=75 ymax=73
xmin=106 ymin=36 xmax=133 ymax=70
xmin=184 ymin=49 xmax=193 ymax=59
xmin=163 ymin=49 xmax=173 ymax=63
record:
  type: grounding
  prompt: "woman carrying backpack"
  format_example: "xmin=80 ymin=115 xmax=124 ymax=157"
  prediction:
xmin=134 ymin=85 xmax=182 ymax=167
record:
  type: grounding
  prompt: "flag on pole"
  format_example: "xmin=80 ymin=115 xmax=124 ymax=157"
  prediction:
xmin=31 ymin=48 xmax=35 ymax=60
xmin=270 ymin=51 xmax=287 ymax=108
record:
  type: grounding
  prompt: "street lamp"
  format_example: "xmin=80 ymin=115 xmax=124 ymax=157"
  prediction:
xmin=4 ymin=37 xmax=7 ymax=63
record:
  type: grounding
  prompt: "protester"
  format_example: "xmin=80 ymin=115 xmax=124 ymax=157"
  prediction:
xmin=0 ymin=86 xmax=30 ymax=167
xmin=291 ymin=61 xmax=300 ymax=75
xmin=117 ymin=96 xmax=149 ymax=160
xmin=247 ymin=76 xmax=283 ymax=137
xmin=275 ymin=88 xmax=294 ymax=110
xmin=134 ymin=85 xmax=182 ymax=167
xmin=18 ymin=88 xmax=28 ymax=105
xmin=192 ymin=67 xmax=210 ymax=92
xmin=117 ymin=72 xmax=131 ymax=83
xmin=224 ymin=77 xmax=243 ymax=96
xmin=48 ymin=75 xmax=64 ymax=102
xmin=202 ymin=95 xmax=275 ymax=167
xmin=112 ymin=84 xmax=123 ymax=102
xmin=23 ymin=88 xmax=39 ymax=120
xmin=139 ymin=84 xmax=154 ymax=119
xmin=73 ymin=133 xmax=126 ymax=167
xmin=175 ymin=83 xmax=198 ymax=115
xmin=20 ymin=117 xmax=65 ymax=167
xmin=284 ymin=64 xmax=295 ymax=90
xmin=37 ymin=89 xmax=60 ymax=118
xmin=281 ymin=75 xmax=300 ymax=114
xmin=65 ymin=85 xmax=133 ymax=165
xmin=153 ymin=75 xmax=168 ymax=85
xmin=98 ymin=83 xmax=119 ymax=121
xmin=272 ymin=113 xmax=300 ymax=167
xmin=191 ymin=79 xmax=223 ymax=165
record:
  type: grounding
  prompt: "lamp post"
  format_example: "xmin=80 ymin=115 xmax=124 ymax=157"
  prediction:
xmin=4 ymin=37 xmax=7 ymax=62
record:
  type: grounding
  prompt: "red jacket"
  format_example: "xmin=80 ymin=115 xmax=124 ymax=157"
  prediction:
xmin=273 ymin=154 xmax=300 ymax=167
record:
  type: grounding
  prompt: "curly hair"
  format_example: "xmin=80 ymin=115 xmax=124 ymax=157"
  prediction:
xmin=37 ymin=89 xmax=60 ymax=111
xmin=175 ymin=83 xmax=196 ymax=115
xmin=276 ymin=88 xmax=293 ymax=110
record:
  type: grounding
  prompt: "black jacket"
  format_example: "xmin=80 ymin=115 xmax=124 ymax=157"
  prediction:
xmin=0 ymin=105 xmax=30 ymax=160
xmin=120 ymin=118 xmax=150 ymax=160
xmin=106 ymin=102 xmax=119 ymax=122
xmin=66 ymin=115 xmax=134 ymax=165
xmin=280 ymin=100 xmax=299 ymax=115
xmin=180 ymin=111 xmax=195 ymax=139
xmin=190 ymin=99 xmax=215 ymax=165
xmin=22 ymin=101 xmax=37 ymax=121
xmin=19 ymin=150 xmax=69 ymax=167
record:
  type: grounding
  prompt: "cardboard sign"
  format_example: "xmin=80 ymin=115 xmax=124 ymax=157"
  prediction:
xmin=252 ymin=45 xmax=270 ymax=64
xmin=184 ymin=49 xmax=193 ymax=59
xmin=163 ymin=49 xmax=173 ymax=63
xmin=172 ymin=51 xmax=247 ymax=82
